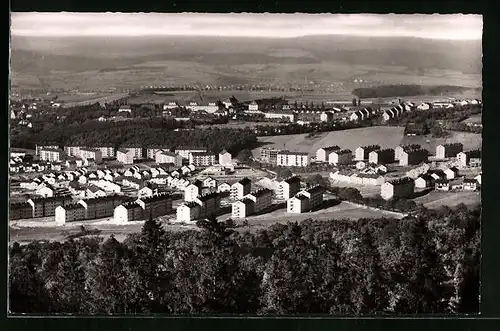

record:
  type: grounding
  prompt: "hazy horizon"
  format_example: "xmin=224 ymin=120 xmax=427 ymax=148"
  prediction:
xmin=11 ymin=13 xmax=482 ymax=40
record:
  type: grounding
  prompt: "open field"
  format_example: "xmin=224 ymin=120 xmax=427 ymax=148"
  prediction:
xmin=254 ymin=126 xmax=482 ymax=159
xmin=60 ymin=92 xmax=129 ymax=107
xmin=199 ymin=121 xmax=285 ymax=129
xmin=217 ymin=200 xmax=406 ymax=227
xmin=253 ymin=126 xmax=406 ymax=158
xmin=401 ymin=131 xmax=482 ymax=152
xmin=413 ymin=191 xmax=481 ymax=209
xmin=461 ymin=114 xmax=482 ymax=124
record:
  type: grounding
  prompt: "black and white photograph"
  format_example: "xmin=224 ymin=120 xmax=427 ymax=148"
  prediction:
xmin=8 ymin=13 xmax=482 ymax=315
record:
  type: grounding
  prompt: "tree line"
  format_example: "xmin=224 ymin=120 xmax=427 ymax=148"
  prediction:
xmin=9 ymin=204 xmax=480 ymax=315
xmin=10 ymin=119 xmax=258 ymax=156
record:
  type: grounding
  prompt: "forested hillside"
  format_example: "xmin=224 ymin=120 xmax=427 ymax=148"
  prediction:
xmin=9 ymin=204 xmax=480 ymax=315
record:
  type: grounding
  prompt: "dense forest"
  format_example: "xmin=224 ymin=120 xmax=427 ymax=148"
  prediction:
xmin=352 ymin=85 xmax=478 ymax=99
xmin=9 ymin=204 xmax=480 ymax=315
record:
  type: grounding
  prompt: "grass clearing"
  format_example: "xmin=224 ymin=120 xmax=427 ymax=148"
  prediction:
xmin=253 ymin=126 xmax=406 ymax=158
xmin=413 ymin=190 xmax=481 ymax=209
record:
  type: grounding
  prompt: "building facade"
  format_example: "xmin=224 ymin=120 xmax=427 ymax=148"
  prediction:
xmin=380 ymin=178 xmax=415 ymax=200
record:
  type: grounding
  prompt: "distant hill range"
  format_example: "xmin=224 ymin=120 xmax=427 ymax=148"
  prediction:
xmin=10 ymin=35 xmax=482 ymax=90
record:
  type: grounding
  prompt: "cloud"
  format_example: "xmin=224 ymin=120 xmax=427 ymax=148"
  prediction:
xmin=10 ymin=13 xmax=482 ymax=40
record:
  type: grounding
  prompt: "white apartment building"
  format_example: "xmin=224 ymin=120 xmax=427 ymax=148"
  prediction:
xmin=156 ymin=151 xmax=183 ymax=167
xmin=231 ymin=198 xmax=255 ymax=219
xmin=328 ymin=150 xmax=353 ymax=165
xmin=116 ymin=149 xmax=134 ymax=165
xmin=39 ymin=148 xmax=64 ymax=162
xmin=175 ymin=147 xmax=207 ymax=159
xmin=230 ymin=178 xmax=252 ymax=201
xmin=218 ymin=150 xmax=232 ymax=166
xmin=287 ymin=194 xmax=309 ymax=214
xmin=276 ymin=151 xmax=310 ymax=167
xmin=277 ymin=176 xmax=301 ymax=200
xmin=316 ymin=146 xmax=340 ymax=162
xmin=189 ymin=152 xmax=217 ymax=167
xmin=80 ymin=148 xmax=103 ymax=163
xmin=243 ymin=188 xmax=273 ymax=213
xmin=176 ymin=202 xmax=201 ymax=223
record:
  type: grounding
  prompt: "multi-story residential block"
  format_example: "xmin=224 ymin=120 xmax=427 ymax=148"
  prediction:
xmin=27 ymin=196 xmax=73 ymax=218
xmin=399 ymin=148 xmax=429 ymax=166
xmin=444 ymin=167 xmax=459 ymax=180
xmin=328 ymin=149 xmax=353 ymax=165
xmin=64 ymin=146 xmax=83 ymax=157
xmin=277 ymin=176 xmax=301 ymax=200
xmin=456 ymin=150 xmax=481 ymax=168
xmin=175 ymin=146 xmax=207 ymax=159
xmin=113 ymin=202 xmax=145 ymax=223
xmin=120 ymin=147 xmax=143 ymax=159
xmin=231 ymin=198 xmax=255 ymax=219
xmin=368 ymin=148 xmax=395 ymax=165
xmin=230 ymin=177 xmax=251 ymax=201
xmin=297 ymin=185 xmax=324 ymax=211
xmin=156 ymin=150 xmax=183 ymax=167
xmin=194 ymin=192 xmax=221 ymax=218
xmin=243 ymin=188 xmax=273 ymax=213
xmin=10 ymin=202 xmax=33 ymax=220
xmin=276 ymin=151 xmax=310 ymax=167
xmin=316 ymin=146 xmax=340 ymax=162
xmin=36 ymin=144 xmax=59 ymax=155
xmin=176 ymin=202 xmax=201 ymax=222
xmin=184 ymin=180 xmax=203 ymax=202
xmin=260 ymin=147 xmax=280 ymax=164
xmin=395 ymin=144 xmax=421 ymax=161
xmin=414 ymin=174 xmax=435 ymax=189
xmin=36 ymin=184 xmax=56 ymax=198
xmin=136 ymin=193 xmax=172 ymax=218
xmin=436 ymin=143 xmax=463 ymax=159
xmin=96 ymin=146 xmax=115 ymax=159
xmin=355 ymin=145 xmax=380 ymax=161
xmin=287 ymin=194 xmax=309 ymax=214
xmin=39 ymin=148 xmax=64 ymax=162
xmin=80 ymin=148 xmax=103 ymax=163
xmin=146 ymin=147 xmax=170 ymax=160
xmin=78 ymin=195 xmax=125 ymax=220
xmin=189 ymin=152 xmax=217 ymax=167
xmin=380 ymin=177 xmax=415 ymax=200
xmin=116 ymin=149 xmax=134 ymax=165
xmin=218 ymin=150 xmax=232 ymax=166
xmin=320 ymin=111 xmax=335 ymax=123
xmin=55 ymin=204 xmax=86 ymax=225
xmin=217 ymin=182 xmax=231 ymax=193
xmin=264 ymin=111 xmax=295 ymax=122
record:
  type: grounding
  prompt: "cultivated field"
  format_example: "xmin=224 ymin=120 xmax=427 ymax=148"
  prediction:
xmin=461 ymin=114 xmax=482 ymax=124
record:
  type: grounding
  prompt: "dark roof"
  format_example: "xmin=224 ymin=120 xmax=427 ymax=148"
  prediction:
xmin=138 ymin=193 xmax=171 ymax=204
xmin=191 ymin=151 xmax=216 ymax=157
xmin=120 ymin=202 xmax=141 ymax=210
xmin=306 ymin=185 xmax=325 ymax=194
xmin=435 ymin=179 xmax=449 ymax=184
xmin=237 ymin=177 xmax=251 ymax=186
xmin=196 ymin=191 xmax=219 ymax=201
xmin=87 ymin=185 xmax=103 ymax=193
xmin=418 ymin=174 xmax=434 ymax=181
xmin=336 ymin=149 xmax=352 ymax=155
xmin=294 ymin=194 xmax=309 ymax=201
xmin=183 ymin=201 xmax=201 ymax=208
xmin=28 ymin=195 xmax=72 ymax=203
xmin=64 ymin=203 xmax=86 ymax=210
xmin=463 ymin=178 xmax=477 ymax=184
xmin=447 ymin=166 xmax=459 ymax=172
xmin=359 ymin=145 xmax=380 ymax=151
xmin=250 ymin=188 xmax=272 ymax=197
xmin=320 ymin=145 xmax=340 ymax=152
xmin=278 ymin=150 xmax=308 ymax=156
xmin=440 ymin=143 xmax=463 ymax=148
xmin=282 ymin=176 xmax=301 ymax=184
xmin=238 ymin=198 xmax=255 ymax=205
xmin=81 ymin=195 xmax=124 ymax=204
xmin=387 ymin=177 xmax=414 ymax=185
xmin=117 ymin=148 xmax=133 ymax=154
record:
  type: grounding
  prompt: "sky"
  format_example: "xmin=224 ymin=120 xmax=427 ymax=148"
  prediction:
xmin=10 ymin=13 xmax=482 ymax=40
